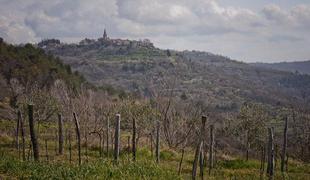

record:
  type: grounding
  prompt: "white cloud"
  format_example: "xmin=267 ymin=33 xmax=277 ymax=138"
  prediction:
xmin=0 ymin=0 xmax=309 ymax=62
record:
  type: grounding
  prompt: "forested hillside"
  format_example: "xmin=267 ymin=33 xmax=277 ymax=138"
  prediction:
xmin=252 ymin=61 xmax=310 ymax=75
xmin=0 ymin=39 xmax=86 ymax=120
xmin=39 ymin=37 xmax=310 ymax=112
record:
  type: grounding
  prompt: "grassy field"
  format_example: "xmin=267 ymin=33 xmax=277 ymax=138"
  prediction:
xmin=0 ymin=119 xmax=309 ymax=179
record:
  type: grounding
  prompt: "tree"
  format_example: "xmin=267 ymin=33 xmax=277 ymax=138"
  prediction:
xmin=235 ymin=102 xmax=268 ymax=159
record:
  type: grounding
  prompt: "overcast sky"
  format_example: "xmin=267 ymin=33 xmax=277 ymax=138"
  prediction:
xmin=0 ymin=0 xmax=310 ymax=62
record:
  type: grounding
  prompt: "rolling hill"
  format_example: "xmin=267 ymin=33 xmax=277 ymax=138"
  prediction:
xmin=252 ymin=61 xmax=310 ymax=75
xmin=38 ymin=36 xmax=310 ymax=112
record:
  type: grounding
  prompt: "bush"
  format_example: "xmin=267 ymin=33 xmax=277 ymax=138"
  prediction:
xmin=219 ymin=159 xmax=258 ymax=169
xmin=160 ymin=149 xmax=176 ymax=160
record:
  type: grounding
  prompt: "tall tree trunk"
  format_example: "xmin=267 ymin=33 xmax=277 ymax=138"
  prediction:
xmin=28 ymin=104 xmax=39 ymax=161
xmin=281 ymin=116 xmax=288 ymax=172
xmin=58 ymin=114 xmax=64 ymax=155
xmin=132 ymin=118 xmax=136 ymax=161
xmin=19 ymin=111 xmax=26 ymax=161
xmin=114 ymin=114 xmax=121 ymax=163
xmin=73 ymin=112 xmax=81 ymax=165
xmin=155 ymin=121 xmax=160 ymax=163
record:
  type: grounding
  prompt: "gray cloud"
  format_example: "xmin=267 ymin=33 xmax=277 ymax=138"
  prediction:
xmin=0 ymin=0 xmax=309 ymax=62
xmin=268 ymin=35 xmax=303 ymax=43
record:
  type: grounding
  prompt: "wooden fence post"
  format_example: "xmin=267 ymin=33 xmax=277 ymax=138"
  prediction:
xmin=114 ymin=114 xmax=121 ymax=163
xmin=150 ymin=133 xmax=153 ymax=157
xmin=209 ymin=124 xmax=215 ymax=175
xmin=68 ymin=130 xmax=72 ymax=163
xmin=199 ymin=148 xmax=204 ymax=178
xmin=73 ymin=112 xmax=81 ymax=165
xmin=192 ymin=141 xmax=203 ymax=180
xmin=19 ymin=111 xmax=26 ymax=161
xmin=27 ymin=143 xmax=32 ymax=161
xmin=58 ymin=114 xmax=64 ymax=155
xmin=132 ymin=117 xmax=137 ymax=161
xmin=155 ymin=121 xmax=160 ymax=163
xmin=281 ymin=116 xmax=288 ymax=173
xmin=65 ymin=129 xmax=68 ymax=146
xmin=192 ymin=116 xmax=207 ymax=179
xmin=199 ymin=116 xmax=207 ymax=179
xmin=54 ymin=129 xmax=58 ymax=155
xmin=285 ymin=155 xmax=289 ymax=172
xmin=101 ymin=132 xmax=104 ymax=157
xmin=98 ymin=132 xmax=103 ymax=157
xmin=246 ymin=130 xmax=249 ymax=161
xmin=85 ymin=129 xmax=88 ymax=162
xmin=106 ymin=118 xmax=110 ymax=156
xmin=267 ymin=127 xmax=274 ymax=179
xmin=45 ymin=139 xmax=49 ymax=161
xmin=16 ymin=111 xmax=20 ymax=157
xmin=127 ymin=136 xmax=130 ymax=151
xmin=260 ymin=145 xmax=265 ymax=173
xmin=178 ymin=148 xmax=185 ymax=175
xmin=28 ymin=104 xmax=39 ymax=161
xmin=111 ymin=131 xmax=114 ymax=152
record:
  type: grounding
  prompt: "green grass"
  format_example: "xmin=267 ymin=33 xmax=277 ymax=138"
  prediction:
xmin=0 ymin=151 xmax=180 ymax=180
xmin=219 ymin=159 xmax=258 ymax=169
xmin=0 ymin=120 xmax=309 ymax=179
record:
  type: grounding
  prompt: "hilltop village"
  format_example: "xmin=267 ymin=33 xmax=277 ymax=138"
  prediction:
xmin=38 ymin=29 xmax=154 ymax=50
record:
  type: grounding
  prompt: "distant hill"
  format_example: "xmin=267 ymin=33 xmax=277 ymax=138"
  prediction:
xmin=38 ymin=36 xmax=310 ymax=112
xmin=0 ymin=39 xmax=87 ymax=120
xmin=0 ymin=40 xmax=86 ymax=90
xmin=252 ymin=61 xmax=310 ymax=75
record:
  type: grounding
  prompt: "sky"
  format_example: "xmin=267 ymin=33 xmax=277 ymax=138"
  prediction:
xmin=0 ymin=0 xmax=310 ymax=63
